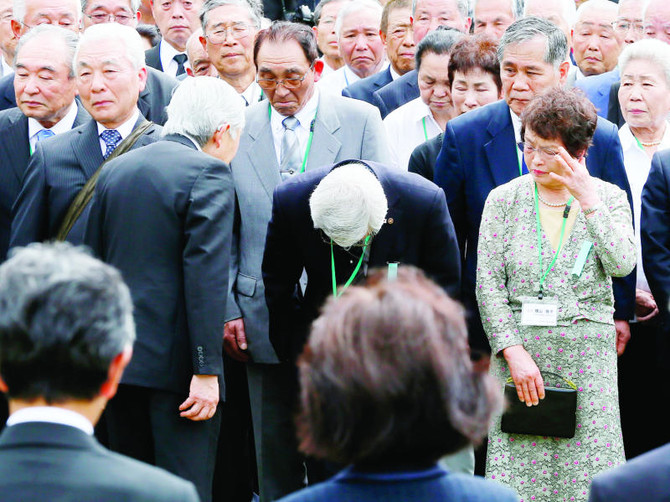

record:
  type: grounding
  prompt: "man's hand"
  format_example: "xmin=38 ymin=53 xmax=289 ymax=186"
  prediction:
xmin=635 ymin=289 xmax=659 ymax=322
xmin=179 ymin=374 xmax=219 ymax=421
xmin=614 ymin=319 xmax=631 ymax=356
xmin=502 ymin=344 xmax=545 ymax=406
xmin=223 ymin=318 xmax=249 ymax=362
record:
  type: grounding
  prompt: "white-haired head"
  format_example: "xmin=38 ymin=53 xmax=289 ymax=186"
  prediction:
xmin=619 ymin=38 xmax=670 ymax=87
xmin=310 ymin=163 xmax=388 ymax=249
xmin=162 ymin=76 xmax=246 ymax=146
xmin=77 ymin=22 xmax=146 ymax=70
xmin=335 ymin=0 xmax=382 ymax=38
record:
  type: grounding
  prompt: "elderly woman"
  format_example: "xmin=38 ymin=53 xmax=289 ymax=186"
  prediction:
xmin=277 ymin=267 xmax=518 ymax=502
xmin=616 ymin=38 xmax=670 ymax=459
xmin=408 ymin=34 xmax=502 ymax=180
xmin=476 ymin=88 xmax=635 ymax=501
xmin=383 ymin=26 xmax=464 ymax=170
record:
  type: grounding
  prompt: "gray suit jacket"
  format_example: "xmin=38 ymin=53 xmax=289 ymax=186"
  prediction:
xmin=228 ymin=93 xmax=389 ymax=363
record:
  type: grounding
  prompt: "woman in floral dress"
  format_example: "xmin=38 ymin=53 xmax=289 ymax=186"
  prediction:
xmin=476 ymin=88 xmax=636 ymax=501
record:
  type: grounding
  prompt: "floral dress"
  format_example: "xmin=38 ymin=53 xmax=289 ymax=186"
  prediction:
xmin=476 ymin=175 xmax=636 ymax=502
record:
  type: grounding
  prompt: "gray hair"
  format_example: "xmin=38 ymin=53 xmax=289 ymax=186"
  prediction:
xmin=14 ymin=24 xmax=79 ymax=78
xmin=0 ymin=243 xmax=134 ymax=402
xmin=523 ymin=0 xmax=576 ymax=32
xmin=13 ymin=0 xmax=82 ymax=24
xmin=314 ymin=0 xmax=352 ymax=25
xmin=473 ymin=0 xmax=523 ymax=20
xmin=162 ymin=76 xmax=246 ymax=145
xmin=498 ymin=16 xmax=568 ymax=68
xmin=412 ymin=0 xmax=469 ymax=20
xmin=200 ymin=0 xmax=261 ymax=32
xmin=335 ymin=0 xmax=383 ymax=38
xmin=619 ymin=38 xmax=670 ymax=87
xmin=575 ymin=0 xmax=618 ymax=24
xmin=77 ymin=22 xmax=146 ymax=70
xmin=81 ymin=0 xmax=141 ymax=15
xmin=310 ymin=163 xmax=388 ymax=249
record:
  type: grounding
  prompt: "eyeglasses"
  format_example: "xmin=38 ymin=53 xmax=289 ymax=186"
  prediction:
xmin=612 ymin=20 xmax=644 ymax=33
xmin=205 ymin=23 xmax=251 ymax=43
xmin=257 ymin=73 xmax=309 ymax=90
xmin=518 ymin=141 xmax=559 ymax=159
xmin=86 ymin=11 xmax=134 ymax=24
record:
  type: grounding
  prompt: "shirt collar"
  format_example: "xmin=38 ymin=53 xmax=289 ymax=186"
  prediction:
xmin=96 ymin=108 xmax=140 ymax=140
xmin=7 ymin=406 xmax=94 ymax=435
xmin=619 ymin=121 xmax=670 ymax=152
xmin=159 ymin=39 xmax=187 ymax=73
xmin=240 ymin=80 xmax=263 ymax=106
xmin=510 ymin=108 xmax=522 ymax=143
xmin=389 ymin=66 xmax=401 ymax=81
xmin=28 ymin=102 xmax=78 ymax=140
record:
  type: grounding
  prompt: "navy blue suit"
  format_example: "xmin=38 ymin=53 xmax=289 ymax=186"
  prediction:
xmin=370 ymin=69 xmax=419 ymax=118
xmin=262 ymin=160 xmax=461 ymax=363
xmin=277 ymin=465 xmax=519 ymax=502
xmin=574 ymin=67 xmax=620 ymax=117
xmin=0 ymin=104 xmax=90 ymax=261
xmin=0 ymin=68 xmax=177 ymax=125
xmin=607 ymin=81 xmax=625 ymax=128
xmin=9 ymin=115 xmax=161 ymax=249
xmin=588 ymin=442 xmax=670 ymax=502
xmin=342 ymin=67 xmax=393 ymax=105
xmin=433 ymin=99 xmax=635 ymax=353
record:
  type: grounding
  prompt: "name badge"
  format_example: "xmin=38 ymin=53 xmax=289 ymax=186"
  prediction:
xmin=520 ymin=296 xmax=558 ymax=326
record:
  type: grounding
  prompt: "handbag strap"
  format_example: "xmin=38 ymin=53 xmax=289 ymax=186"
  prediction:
xmin=506 ymin=371 xmax=577 ymax=390
xmin=55 ymin=119 xmax=153 ymax=242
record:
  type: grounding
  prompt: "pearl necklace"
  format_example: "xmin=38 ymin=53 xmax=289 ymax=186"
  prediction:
xmin=537 ymin=192 xmax=569 ymax=207
xmin=639 ymin=139 xmax=662 ymax=147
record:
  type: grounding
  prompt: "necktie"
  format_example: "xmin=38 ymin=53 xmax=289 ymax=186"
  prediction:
xmin=35 ymin=129 xmax=55 ymax=142
xmin=173 ymin=54 xmax=188 ymax=76
xmin=101 ymin=129 xmax=122 ymax=159
xmin=280 ymin=116 xmax=302 ymax=180
xmin=518 ymin=142 xmax=529 ymax=175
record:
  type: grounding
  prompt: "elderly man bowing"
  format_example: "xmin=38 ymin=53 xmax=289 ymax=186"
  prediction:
xmin=84 ymin=76 xmax=243 ymax=502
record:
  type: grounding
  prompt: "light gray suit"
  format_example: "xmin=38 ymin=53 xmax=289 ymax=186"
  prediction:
xmin=228 ymin=92 xmax=389 ymax=501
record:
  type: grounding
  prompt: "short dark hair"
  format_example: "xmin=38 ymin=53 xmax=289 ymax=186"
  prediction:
xmin=380 ymin=0 xmax=411 ymax=35
xmin=415 ymin=26 xmax=465 ymax=71
xmin=136 ymin=23 xmax=161 ymax=47
xmin=313 ymin=0 xmax=350 ymax=25
xmin=521 ymin=87 xmax=597 ymax=158
xmin=0 ymin=243 xmax=134 ymax=404
xmin=448 ymin=34 xmax=502 ymax=93
xmin=254 ymin=21 xmax=319 ymax=67
xmin=296 ymin=266 xmax=501 ymax=468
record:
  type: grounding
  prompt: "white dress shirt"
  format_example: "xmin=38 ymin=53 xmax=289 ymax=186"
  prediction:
xmin=0 ymin=55 xmax=12 ymax=77
xmin=96 ymin=108 xmax=140 ymax=157
xmin=28 ymin=102 xmax=78 ymax=152
xmin=7 ymin=406 xmax=94 ymax=435
xmin=159 ymin=40 xmax=190 ymax=77
xmin=383 ymin=96 xmax=441 ymax=170
xmin=240 ymin=81 xmax=263 ymax=106
xmin=619 ymin=122 xmax=670 ymax=294
xmin=270 ymin=88 xmax=319 ymax=167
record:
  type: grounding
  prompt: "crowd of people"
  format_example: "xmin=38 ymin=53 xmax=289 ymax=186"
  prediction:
xmin=1 ymin=0 xmax=670 ymax=501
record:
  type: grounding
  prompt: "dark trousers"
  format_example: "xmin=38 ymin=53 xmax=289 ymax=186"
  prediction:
xmin=619 ymin=320 xmax=670 ymax=459
xmin=105 ymin=384 xmax=221 ymax=502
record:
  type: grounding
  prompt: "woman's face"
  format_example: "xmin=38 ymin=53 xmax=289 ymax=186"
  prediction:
xmin=619 ymin=58 xmax=670 ymax=131
xmin=449 ymin=67 xmax=501 ymax=115
xmin=523 ymin=129 xmax=577 ymax=190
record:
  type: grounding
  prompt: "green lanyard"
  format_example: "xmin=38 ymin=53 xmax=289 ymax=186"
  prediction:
xmin=269 ymin=105 xmax=317 ymax=174
xmin=331 ymin=235 xmax=370 ymax=297
xmin=534 ymin=183 xmax=574 ymax=299
xmin=422 ymin=117 xmax=428 ymax=142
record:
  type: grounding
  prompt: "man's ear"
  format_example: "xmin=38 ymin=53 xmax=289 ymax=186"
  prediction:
xmin=99 ymin=347 xmax=132 ymax=399
xmin=0 ymin=375 xmax=8 ymax=393
xmin=313 ymin=59 xmax=324 ymax=82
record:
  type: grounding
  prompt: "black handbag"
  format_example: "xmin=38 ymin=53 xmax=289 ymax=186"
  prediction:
xmin=501 ymin=372 xmax=577 ymax=438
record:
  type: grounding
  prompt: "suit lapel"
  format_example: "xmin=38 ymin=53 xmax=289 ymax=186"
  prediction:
xmin=307 ymin=94 xmax=342 ymax=170
xmin=73 ymin=102 xmax=91 ymax=127
xmin=72 ymin=120 xmax=104 ymax=179
xmin=245 ymin=106 xmax=281 ymax=200
xmin=484 ymin=102 xmax=521 ymax=188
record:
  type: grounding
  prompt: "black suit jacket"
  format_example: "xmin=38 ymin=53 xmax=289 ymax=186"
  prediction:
xmin=262 ymin=160 xmax=461 ymax=362
xmin=0 ymin=421 xmax=199 ymax=501
xmin=606 ymin=81 xmax=625 ymax=128
xmin=0 ymin=104 xmax=90 ymax=260
xmin=0 ymin=68 xmax=177 ymax=125
xmin=341 ymin=67 xmax=393 ymax=105
xmin=408 ymin=132 xmax=443 ymax=182
xmin=434 ymin=99 xmax=635 ymax=352
xmin=9 ymin=115 xmax=162 ymax=249
xmin=370 ymin=69 xmax=419 ymax=118
xmin=84 ymin=134 xmax=233 ymax=395
xmin=145 ymin=43 xmax=163 ymax=71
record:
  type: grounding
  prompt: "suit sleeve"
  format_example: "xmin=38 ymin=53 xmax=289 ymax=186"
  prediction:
xmin=434 ymin=121 xmax=467 ymax=257
xmin=420 ymin=187 xmax=461 ymax=299
xmin=183 ymin=160 xmax=233 ymax=377
xmin=83 ymin=170 xmax=107 ymax=260
xmin=360 ymin=105 xmax=391 ymax=165
xmin=596 ymin=122 xmax=635 ymax=321
xmin=641 ymin=153 xmax=670 ymax=325
xmin=262 ymin=187 xmax=307 ymax=363
xmin=9 ymin=142 xmax=49 ymax=248
xmin=371 ymin=90 xmax=390 ymax=119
